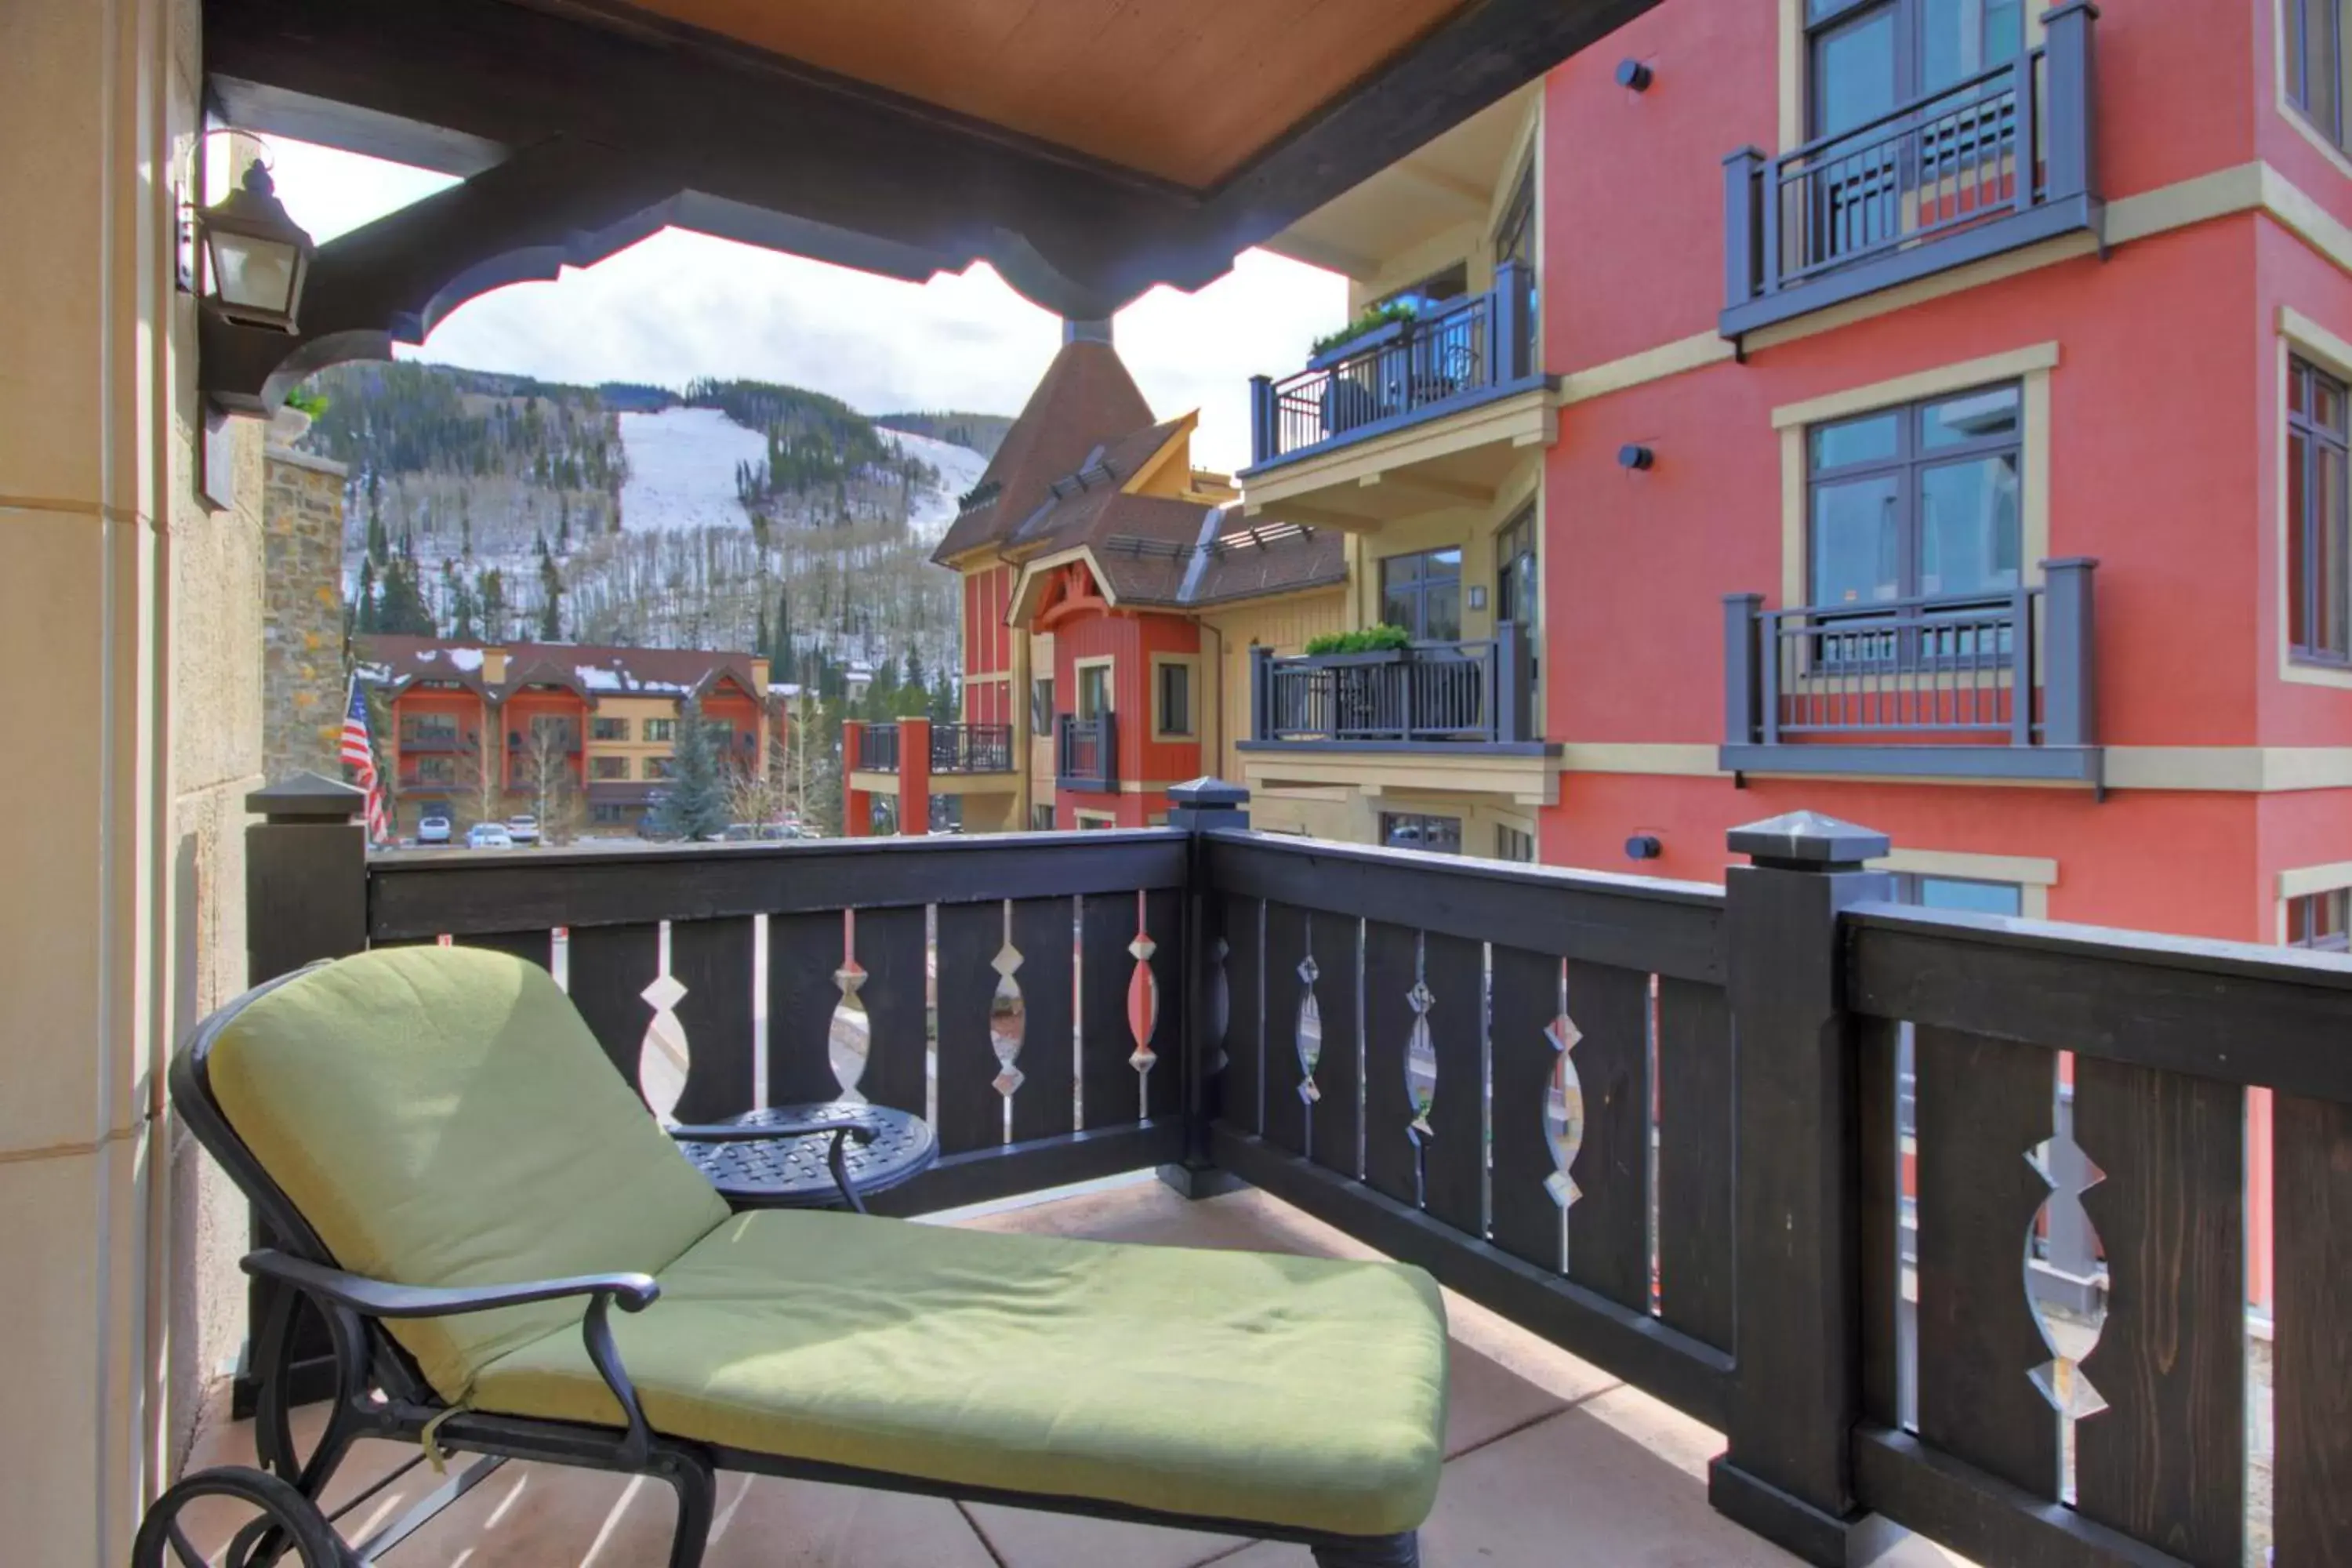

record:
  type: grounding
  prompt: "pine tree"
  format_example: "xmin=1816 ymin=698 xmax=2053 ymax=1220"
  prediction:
xmin=354 ymin=557 xmax=379 ymax=633
xmin=650 ymin=698 xmax=728 ymax=841
xmin=557 ymin=495 xmax=572 ymax=554
xmin=770 ymin=583 xmax=792 ymax=671
xmin=481 ymin=568 xmax=507 ymax=642
xmin=365 ymin=470 xmax=388 ymax=566
xmin=535 ymin=530 xmax=563 ymax=640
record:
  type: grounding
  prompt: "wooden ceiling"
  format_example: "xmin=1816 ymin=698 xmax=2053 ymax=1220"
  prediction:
xmin=619 ymin=0 xmax=1469 ymax=189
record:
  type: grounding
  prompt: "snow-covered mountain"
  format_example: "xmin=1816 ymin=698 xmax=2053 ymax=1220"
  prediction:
xmin=615 ymin=407 xmax=764 ymax=533
xmin=887 ymin=429 xmax=991 ymax=543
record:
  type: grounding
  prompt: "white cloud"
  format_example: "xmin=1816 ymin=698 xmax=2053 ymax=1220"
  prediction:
xmin=265 ymin=137 xmax=1345 ymax=475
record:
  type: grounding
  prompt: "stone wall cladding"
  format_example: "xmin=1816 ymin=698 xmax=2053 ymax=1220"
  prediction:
xmin=262 ymin=445 xmax=350 ymax=784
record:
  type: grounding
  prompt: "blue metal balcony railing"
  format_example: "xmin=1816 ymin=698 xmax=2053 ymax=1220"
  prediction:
xmin=1247 ymin=260 xmax=1537 ymax=470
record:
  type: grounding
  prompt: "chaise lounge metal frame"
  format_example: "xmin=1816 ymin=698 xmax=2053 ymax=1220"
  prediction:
xmin=137 ymin=965 xmax=1425 ymax=1568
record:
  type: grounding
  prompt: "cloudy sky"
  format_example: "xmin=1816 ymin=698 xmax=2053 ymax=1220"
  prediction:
xmin=267 ymin=138 xmax=1348 ymax=475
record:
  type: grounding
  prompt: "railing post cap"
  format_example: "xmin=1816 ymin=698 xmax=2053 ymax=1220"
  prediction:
xmin=1728 ymin=810 xmax=1889 ymax=871
xmin=2038 ymin=554 xmax=2100 ymax=571
xmin=2042 ymin=0 xmax=2097 ymax=22
xmin=1723 ymin=590 xmax=1766 ymax=606
xmin=245 ymin=772 xmax=365 ymax=822
xmin=1167 ymin=777 xmax=1250 ymax=808
xmin=1724 ymin=144 xmax=1767 ymax=167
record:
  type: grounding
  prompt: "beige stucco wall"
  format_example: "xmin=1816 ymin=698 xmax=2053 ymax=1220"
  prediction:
xmin=1 ymin=0 xmax=260 ymax=1554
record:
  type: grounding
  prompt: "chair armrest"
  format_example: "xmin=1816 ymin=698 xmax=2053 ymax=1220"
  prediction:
xmin=243 ymin=1250 xmax=662 ymax=1467
xmin=666 ymin=1119 xmax=877 ymax=1146
xmin=243 ymin=1250 xmax=660 ymax=1316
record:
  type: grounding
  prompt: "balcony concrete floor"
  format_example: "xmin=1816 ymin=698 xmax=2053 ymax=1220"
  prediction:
xmin=180 ymin=1180 xmax=1965 ymax=1567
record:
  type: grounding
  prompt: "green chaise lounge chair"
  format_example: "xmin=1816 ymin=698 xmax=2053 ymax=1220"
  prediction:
xmin=147 ymin=946 xmax=1448 ymax=1566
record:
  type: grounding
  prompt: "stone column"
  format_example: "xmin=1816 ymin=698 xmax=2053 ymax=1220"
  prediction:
xmin=0 ymin=0 xmax=263 ymax=1555
xmin=262 ymin=441 xmax=351 ymax=782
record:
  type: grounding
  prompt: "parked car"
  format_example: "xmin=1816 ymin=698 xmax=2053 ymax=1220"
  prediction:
xmin=505 ymin=814 xmax=540 ymax=844
xmin=416 ymin=815 xmax=452 ymax=845
xmin=466 ymin=823 xmax=514 ymax=850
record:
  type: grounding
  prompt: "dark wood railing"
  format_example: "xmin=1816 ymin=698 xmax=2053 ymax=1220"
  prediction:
xmin=1055 ymin=712 xmax=1116 ymax=791
xmin=1249 ymin=624 xmax=1534 ymax=746
xmin=239 ymin=772 xmax=2352 ymax=1566
xmin=1722 ymin=3 xmax=2098 ymax=338
xmin=857 ymin=721 xmax=1013 ymax=775
xmin=1248 ymin=260 xmax=1535 ymax=467
xmin=931 ymin=722 xmax=1014 ymax=774
xmin=854 ymin=721 xmax=900 ymax=772
xmin=1722 ymin=558 xmax=2097 ymax=783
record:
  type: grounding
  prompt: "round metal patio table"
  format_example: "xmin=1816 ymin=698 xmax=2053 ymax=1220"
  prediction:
xmin=673 ymin=1101 xmax=937 ymax=1213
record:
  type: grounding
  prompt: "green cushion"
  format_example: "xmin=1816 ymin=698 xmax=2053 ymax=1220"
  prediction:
xmin=204 ymin=947 xmax=730 ymax=1400
xmin=470 ymin=1208 xmax=1449 ymax=1537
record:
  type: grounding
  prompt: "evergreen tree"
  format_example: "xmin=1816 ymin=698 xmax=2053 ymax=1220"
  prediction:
xmin=365 ymin=470 xmax=388 ymax=565
xmin=649 ymin=699 xmax=728 ymax=841
xmin=771 ymin=583 xmax=792 ymax=670
xmin=557 ymin=495 xmax=572 ymax=553
xmin=535 ymin=530 xmax=563 ymax=640
xmin=354 ymin=557 xmax=379 ymax=633
xmin=480 ymin=568 xmax=507 ymax=642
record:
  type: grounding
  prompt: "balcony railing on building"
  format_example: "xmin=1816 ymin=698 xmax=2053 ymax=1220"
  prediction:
xmin=857 ymin=721 xmax=1016 ymax=775
xmin=1056 ymin=712 xmax=1116 ymax=791
xmin=1247 ymin=624 xmax=1537 ymax=749
xmin=1247 ymin=260 xmax=1539 ymax=470
xmin=1722 ymin=558 xmax=2098 ymax=784
xmin=1721 ymin=3 xmax=2099 ymax=339
xmin=245 ymin=771 xmax=2352 ymax=1568
xmin=397 ymin=724 xmax=472 ymax=753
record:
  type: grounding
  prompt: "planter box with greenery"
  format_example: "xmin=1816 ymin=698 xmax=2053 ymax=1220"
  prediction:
xmin=1305 ymin=303 xmax=1419 ymax=370
xmin=1298 ymin=626 xmax=1414 ymax=664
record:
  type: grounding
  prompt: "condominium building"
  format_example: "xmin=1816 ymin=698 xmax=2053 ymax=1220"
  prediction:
xmin=357 ymin=635 xmax=776 ymax=835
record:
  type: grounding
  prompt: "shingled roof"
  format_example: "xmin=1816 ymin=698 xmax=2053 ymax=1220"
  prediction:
xmin=931 ymin=336 xmax=1154 ymax=565
xmin=355 ymin=634 xmax=767 ymax=706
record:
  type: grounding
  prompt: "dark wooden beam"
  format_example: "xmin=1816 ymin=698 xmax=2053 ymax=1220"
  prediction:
xmin=199 ymin=0 xmax=1665 ymax=405
xmin=203 ymin=0 xmax=1207 ymax=322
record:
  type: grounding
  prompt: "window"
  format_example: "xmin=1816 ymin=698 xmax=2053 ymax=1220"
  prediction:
xmin=2287 ymin=0 xmax=2352 ymax=153
xmin=1893 ymin=873 xmax=2023 ymax=916
xmin=644 ymin=757 xmax=676 ymax=780
xmin=706 ymin=720 xmax=736 ymax=748
xmin=592 ymin=716 xmax=629 ymax=742
xmin=2289 ymin=888 xmax=2351 ymax=951
xmin=2288 ymin=357 xmax=2352 ymax=663
xmin=1381 ymin=812 xmax=1463 ymax=855
xmin=590 ymin=802 xmax=641 ymax=826
xmin=1491 ymin=161 xmax=1537 ymax=366
xmin=1495 ymin=824 xmax=1537 ymax=863
xmin=1495 ymin=507 xmax=1538 ymax=632
xmin=644 ymin=718 xmax=676 ymax=742
xmin=1076 ymin=813 xmax=1116 ymax=831
xmin=412 ymin=756 xmax=456 ymax=785
xmin=1076 ymin=663 xmax=1112 ymax=720
xmin=1371 ymin=261 xmax=1468 ymax=317
xmin=1031 ymin=677 xmax=1054 ymax=733
xmin=401 ymin=713 xmax=459 ymax=744
xmin=1030 ymin=804 xmax=1057 ymax=833
xmin=1379 ymin=547 xmax=1463 ymax=641
xmin=1806 ymin=0 xmax=2024 ymax=142
xmin=1155 ymin=660 xmax=1195 ymax=739
xmin=590 ymin=756 xmax=630 ymax=780
xmin=531 ymin=715 xmax=576 ymax=747
xmin=1808 ymin=382 xmax=2021 ymax=609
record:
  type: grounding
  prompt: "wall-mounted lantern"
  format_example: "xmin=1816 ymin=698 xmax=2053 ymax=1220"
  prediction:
xmin=1624 ymin=834 xmax=1663 ymax=861
xmin=1616 ymin=60 xmax=1654 ymax=92
xmin=1617 ymin=444 xmax=1655 ymax=471
xmin=198 ymin=158 xmax=314 ymax=335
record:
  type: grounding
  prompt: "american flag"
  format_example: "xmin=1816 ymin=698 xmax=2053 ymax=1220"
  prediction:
xmin=340 ymin=681 xmax=389 ymax=843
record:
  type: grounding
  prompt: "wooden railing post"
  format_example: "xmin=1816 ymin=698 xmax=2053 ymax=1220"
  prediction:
xmin=1496 ymin=621 xmax=1532 ymax=742
xmin=2040 ymin=556 xmax=2098 ymax=750
xmin=1249 ymin=374 xmax=1276 ymax=466
xmin=2040 ymin=2 xmax=2100 ymax=205
xmin=235 ymin=772 xmax=371 ymax=1418
xmin=1723 ymin=593 xmax=1763 ymax=746
xmin=245 ymin=773 xmax=369 ymax=985
xmin=1723 ymin=147 xmax=1766 ymax=311
xmin=1249 ymin=644 xmax=1274 ymax=742
xmin=1711 ymin=810 xmax=1894 ymax=1565
xmin=1493 ymin=258 xmax=1530 ymax=383
xmin=1160 ymin=779 xmax=1250 ymax=1201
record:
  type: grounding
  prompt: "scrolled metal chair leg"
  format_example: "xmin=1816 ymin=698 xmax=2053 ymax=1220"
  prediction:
xmin=653 ymin=1447 xmax=717 ymax=1568
xmin=132 ymin=1465 xmax=351 ymax=1568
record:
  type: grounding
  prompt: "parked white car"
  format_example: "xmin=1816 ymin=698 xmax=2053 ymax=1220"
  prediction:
xmin=466 ymin=823 xmax=514 ymax=850
xmin=416 ymin=815 xmax=452 ymax=845
xmin=505 ymin=814 xmax=540 ymax=844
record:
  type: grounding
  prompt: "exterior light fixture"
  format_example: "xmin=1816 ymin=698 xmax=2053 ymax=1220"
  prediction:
xmin=1616 ymin=60 xmax=1654 ymax=92
xmin=1624 ymin=834 xmax=1663 ymax=861
xmin=199 ymin=158 xmax=314 ymax=335
xmin=1618 ymin=444 xmax=1655 ymax=471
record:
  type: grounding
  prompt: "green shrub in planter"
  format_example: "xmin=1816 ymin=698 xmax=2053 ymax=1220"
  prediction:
xmin=1308 ymin=301 xmax=1419 ymax=359
xmin=1303 ymin=624 xmax=1414 ymax=657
